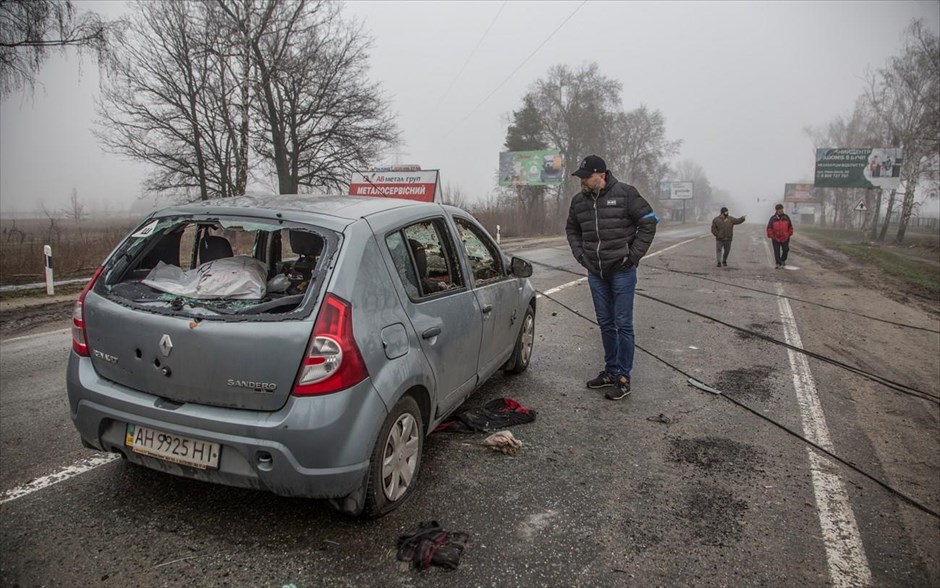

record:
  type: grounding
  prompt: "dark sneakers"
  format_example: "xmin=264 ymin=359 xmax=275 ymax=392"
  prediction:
xmin=586 ymin=371 xmax=615 ymax=389
xmin=605 ymin=376 xmax=632 ymax=400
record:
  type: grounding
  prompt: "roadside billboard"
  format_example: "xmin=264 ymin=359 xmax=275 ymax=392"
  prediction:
xmin=784 ymin=183 xmax=816 ymax=203
xmin=349 ymin=169 xmax=440 ymax=202
xmin=498 ymin=150 xmax=564 ymax=187
xmin=658 ymin=181 xmax=694 ymax=200
xmin=814 ymin=148 xmax=902 ymax=189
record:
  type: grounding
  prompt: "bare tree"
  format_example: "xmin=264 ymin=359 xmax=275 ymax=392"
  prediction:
xmin=441 ymin=182 xmax=469 ymax=209
xmin=96 ymin=0 xmax=397 ymax=200
xmin=0 ymin=0 xmax=124 ymax=97
xmin=529 ymin=62 xmax=623 ymax=223
xmin=610 ymin=105 xmax=681 ymax=201
xmin=63 ymin=187 xmax=86 ymax=221
xmin=864 ymin=19 xmax=940 ymax=243
xmin=38 ymin=202 xmax=61 ymax=245
xmin=96 ymin=1 xmax=232 ymax=201
xmin=503 ymin=62 xmax=679 ymax=233
xmin=506 ymin=63 xmax=681 ymax=230
xmin=217 ymin=0 xmax=398 ymax=194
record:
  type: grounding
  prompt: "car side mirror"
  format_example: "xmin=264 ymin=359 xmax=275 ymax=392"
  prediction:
xmin=510 ymin=256 xmax=533 ymax=278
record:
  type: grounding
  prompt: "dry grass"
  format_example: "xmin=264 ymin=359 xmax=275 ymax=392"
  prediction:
xmin=0 ymin=216 xmax=140 ymax=286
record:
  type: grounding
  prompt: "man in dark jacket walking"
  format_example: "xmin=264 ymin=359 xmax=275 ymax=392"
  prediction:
xmin=710 ymin=207 xmax=746 ymax=267
xmin=565 ymin=155 xmax=658 ymax=400
xmin=767 ymin=204 xmax=794 ymax=268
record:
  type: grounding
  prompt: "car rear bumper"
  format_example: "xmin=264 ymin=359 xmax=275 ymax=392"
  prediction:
xmin=66 ymin=353 xmax=388 ymax=499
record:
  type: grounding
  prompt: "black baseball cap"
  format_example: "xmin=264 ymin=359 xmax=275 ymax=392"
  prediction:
xmin=572 ymin=155 xmax=607 ymax=178
xmin=720 ymin=207 xmax=728 ymax=214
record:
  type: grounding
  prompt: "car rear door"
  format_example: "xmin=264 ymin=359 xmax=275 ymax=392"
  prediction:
xmin=381 ymin=217 xmax=483 ymax=417
xmin=82 ymin=291 xmax=312 ymax=411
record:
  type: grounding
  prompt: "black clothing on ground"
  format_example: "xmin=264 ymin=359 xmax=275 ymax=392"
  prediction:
xmin=396 ymin=521 xmax=469 ymax=570
xmin=433 ymin=398 xmax=537 ymax=433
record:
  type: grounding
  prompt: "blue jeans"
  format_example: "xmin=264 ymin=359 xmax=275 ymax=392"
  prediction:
xmin=587 ymin=265 xmax=637 ymax=379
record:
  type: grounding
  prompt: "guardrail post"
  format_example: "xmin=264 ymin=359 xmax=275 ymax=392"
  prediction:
xmin=43 ymin=245 xmax=54 ymax=295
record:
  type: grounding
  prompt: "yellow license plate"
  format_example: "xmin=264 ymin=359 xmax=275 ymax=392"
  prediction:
xmin=125 ymin=425 xmax=220 ymax=470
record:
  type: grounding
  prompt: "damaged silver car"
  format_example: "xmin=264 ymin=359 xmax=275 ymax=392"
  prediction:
xmin=67 ymin=194 xmax=536 ymax=517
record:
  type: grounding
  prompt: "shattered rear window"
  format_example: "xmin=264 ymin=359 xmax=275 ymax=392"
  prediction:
xmin=100 ymin=216 xmax=332 ymax=318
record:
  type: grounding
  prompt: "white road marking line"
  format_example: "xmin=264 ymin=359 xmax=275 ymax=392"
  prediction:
xmin=766 ymin=240 xmax=872 ymax=587
xmin=536 ymin=235 xmax=705 ymax=298
xmin=0 ymin=453 xmax=120 ymax=505
xmin=3 ymin=327 xmax=70 ymax=344
xmin=645 ymin=235 xmax=707 ymax=258
xmin=539 ymin=278 xmax=587 ymax=297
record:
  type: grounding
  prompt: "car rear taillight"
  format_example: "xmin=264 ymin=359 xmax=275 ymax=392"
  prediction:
xmin=293 ymin=293 xmax=369 ymax=396
xmin=72 ymin=266 xmax=104 ymax=356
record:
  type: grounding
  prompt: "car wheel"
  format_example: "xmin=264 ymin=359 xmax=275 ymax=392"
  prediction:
xmin=503 ymin=304 xmax=535 ymax=374
xmin=362 ymin=395 xmax=424 ymax=518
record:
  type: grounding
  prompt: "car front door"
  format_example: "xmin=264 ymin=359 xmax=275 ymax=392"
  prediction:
xmin=452 ymin=216 xmax=520 ymax=381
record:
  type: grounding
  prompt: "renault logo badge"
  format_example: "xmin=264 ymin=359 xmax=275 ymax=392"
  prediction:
xmin=159 ymin=334 xmax=173 ymax=357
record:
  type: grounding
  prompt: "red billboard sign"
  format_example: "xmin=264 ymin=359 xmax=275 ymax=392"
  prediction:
xmin=784 ymin=183 xmax=815 ymax=203
xmin=349 ymin=170 xmax=439 ymax=202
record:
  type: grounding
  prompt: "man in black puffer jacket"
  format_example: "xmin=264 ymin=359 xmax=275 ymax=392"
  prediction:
xmin=565 ymin=155 xmax=658 ymax=400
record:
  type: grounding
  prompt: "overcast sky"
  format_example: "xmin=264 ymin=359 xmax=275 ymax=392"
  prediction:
xmin=1 ymin=0 xmax=938 ymax=217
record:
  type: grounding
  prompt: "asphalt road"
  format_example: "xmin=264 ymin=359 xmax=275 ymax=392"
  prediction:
xmin=1 ymin=223 xmax=938 ymax=587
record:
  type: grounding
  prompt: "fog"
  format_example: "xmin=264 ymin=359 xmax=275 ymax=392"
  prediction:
xmin=1 ymin=0 xmax=938 ymax=220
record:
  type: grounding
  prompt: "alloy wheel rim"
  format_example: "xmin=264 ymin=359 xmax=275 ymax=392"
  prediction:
xmin=381 ymin=412 xmax=419 ymax=501
xmin=520 ymin=313 xmax=534 ymax=367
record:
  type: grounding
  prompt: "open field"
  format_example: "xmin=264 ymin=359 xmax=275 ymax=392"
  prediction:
xmin=0 ymin=217 xmax=140 ymax=286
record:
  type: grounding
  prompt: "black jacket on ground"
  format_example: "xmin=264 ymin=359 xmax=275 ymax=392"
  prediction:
xmin=565 ymin=171 xmax=657 ymax=277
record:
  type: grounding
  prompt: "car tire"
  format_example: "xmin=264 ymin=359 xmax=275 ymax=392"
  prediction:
xmin=503 ymin=304 xmax=535 ymax=374
xmin=361 ymin=395 xmax=424 ymax=518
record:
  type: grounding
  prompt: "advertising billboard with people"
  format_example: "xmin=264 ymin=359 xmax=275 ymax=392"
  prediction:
xmin=498 ymin=150 xmax=565 ymax=187
xmin=814 ymin=148 xmax=902 ymax=189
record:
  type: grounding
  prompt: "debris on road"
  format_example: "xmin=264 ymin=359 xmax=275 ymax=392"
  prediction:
xmin=482 ymin=430 xmax=523 ymax=456
xmin=688 ymin=378 xmax=722 ymax=395
xmin=646 ymin=413 xmax=677 ymax=424
xmin=396 ymin=521 xmax=469 ymax=570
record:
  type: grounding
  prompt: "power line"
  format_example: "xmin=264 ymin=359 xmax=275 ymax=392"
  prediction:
xmin=434 ymin=1 xmax=508 ymax=110
xmin=536 ymin=288 xmax=940 ymax=521
xmin=527 ymin=257 xmax=940 ymax=403
xmin=644 ymin=262 xmax=940 ymax=334
xmin=544 ymin=246 xmax=940 ymax=334
xmin=440 ymin=0 xmax=587 ymax=140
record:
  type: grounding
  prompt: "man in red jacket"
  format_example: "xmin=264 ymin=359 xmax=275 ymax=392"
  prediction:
xmin=766 ymin=204 xmax=794 ymax=268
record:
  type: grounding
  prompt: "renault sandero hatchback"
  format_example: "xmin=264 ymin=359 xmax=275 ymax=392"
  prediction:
xmin=67 ymin=194 xmax=536 ymax=517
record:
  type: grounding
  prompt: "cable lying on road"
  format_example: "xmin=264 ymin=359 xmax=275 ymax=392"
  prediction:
xmin=529 ymin=258 xmax=940 ymax=404
xmin=535 ymin=287 xmax=940 ymax=521
xmin=644 ymin=263 xmax=940 ymax=335
xmin=543 ymin=245 xmax=939 ymax=334
xmin=641 ymin=291 xmax=940 ymax=405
